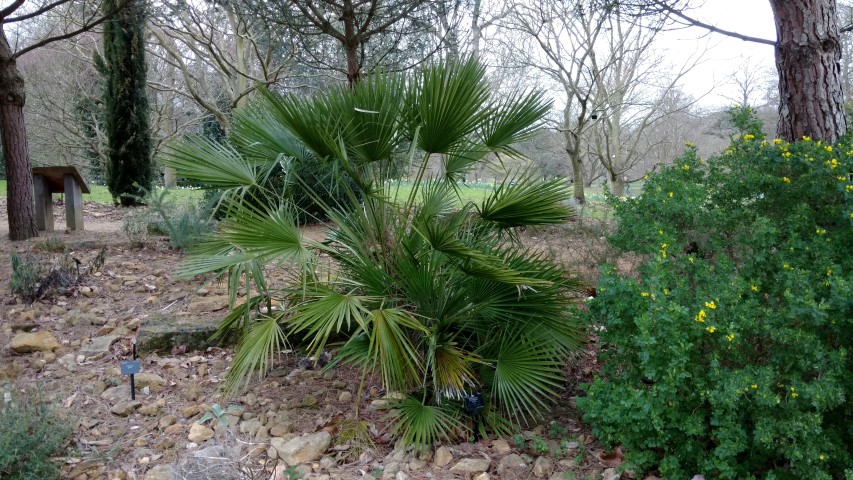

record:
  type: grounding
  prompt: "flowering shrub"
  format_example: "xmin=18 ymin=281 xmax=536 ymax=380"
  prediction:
xmin=578 ymin=107 xmax=853 ymax=479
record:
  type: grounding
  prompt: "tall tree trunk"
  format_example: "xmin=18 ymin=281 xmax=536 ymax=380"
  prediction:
xmin=343 ymin=0 xmax=360 ymax=87
xmin=563 ymin=107 xmax=586 ymax=205
xmin=0 ymin=29 xmax=37 ymax=240
xmin=770 ymin=0 xmax=847 ymax=143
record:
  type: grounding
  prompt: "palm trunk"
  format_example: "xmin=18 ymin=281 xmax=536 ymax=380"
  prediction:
xmin=0 ymin=29 xmax=37 ymax=240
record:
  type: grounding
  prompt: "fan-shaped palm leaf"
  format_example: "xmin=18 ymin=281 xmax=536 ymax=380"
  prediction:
xmin=479 ymin=173 xmax=575 ymax=227
xmin=387 ymin=397 xmax=463 ymax=449
xmin=226 ymin=315 xmax=288 ymax=392
xmin=160 ymin=135 xmax=258 ymax=188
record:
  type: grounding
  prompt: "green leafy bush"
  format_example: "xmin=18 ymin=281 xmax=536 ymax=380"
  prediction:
xmin=0 ymin=390 xmax=71 ymax=480
xmin=578 ymin=107 xmax=853 ymax=479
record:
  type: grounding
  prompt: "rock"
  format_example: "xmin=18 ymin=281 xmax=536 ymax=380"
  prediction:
xmin=267 ymin=434 xmax=298 ymax=459
xmin=58 ymin=353 xmax=77 ymax=371
xmin=450 ymin=458 xmax=491 ymax=474
xmin=79 ymin=335 xmax=119 ymax=356
xmin=156 ymin=438 xmax=175 ymax=451
xmin=164 ymin=424 xmax=184 ymax=435
xmin=301 ymin=395 xmax=318 ymax=407
xmin=111 ymin=400 xmax=142 ymax=416
xmin=331 ymin=380 xmax=347 ymax=389
xmin=409 ymin=458 xmax=428 ymax=471
xmin=473 ymin=474 xmax=491 ymax=480
xmin=319 ymin=455 xmax=337 ymax=470
xmin=533 ymin=456 xmax=554 ymax=478
xmin=139 ymin=404 xmax=161 ymax=416
xmin=381 ymin=461 xmax=401 ymax=479
xmin=492 ymin=439 xmax=511 ymax=455
xmin=497 ymin=454 xmax=527 ymax=477
xmin=144 ymin=465 xmax=174 ymax=480
xmin=271 ymin=431 xmax=331 ymax=465
xmin=66 ymin=310 xmax=101 ymax=326
xmin=181 ymin=405 xmax=201 ymax=419
xmin=136 ymin=314 xmax=235 ymax=354
xmin=134 ymin=373 xmax=167 ymax=390
xmin=187 ymin=295 xmax=230 ymax=312
xmin=338 ymin=391 xmax=352 ymax=402
xmin=101 ymin=385 xmax=130 ymax=402
xmin=395 ymin=471 xmax=409 ymax=480
xmin=10 ymin=331 xmax=60 ymax=353
xmin=269 ymin=423 xmax=293 ymax=436
xmin=187 ymin=423 xmax=215 ymax=443
xmin=602 ymin=468 xmax=620 ymax=480
xmin=434 ymin=446 xmax=454 ymax=468
xmin=239 ymin=419 xmax=263 ymax=437
xmin=159 ymin=415 xmax=178 ymax=429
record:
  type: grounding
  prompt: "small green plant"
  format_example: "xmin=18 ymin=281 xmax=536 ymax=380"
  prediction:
xmin=122 ymin=208 xmax=153 ymax=247
xmin=0 ymin=389 xmax=72 ymax=480
xmin=197 ymin=403 xmax=241 ymax=427
xmin=531 ymin=435 xmax=549 ymax=455
xmin=10 ymin=254 xmax=39 ymax=301
xmin=548 ymin=421 xmax=567 ymax=439
xmin=371 ymin=467 xmax=383 ymax=479
xmin=282 ymin=466 xmax=304 ymax=480
xmin=512 ymin=433 xmax=526 ymax=447
xmin=125 ymin=187 xmax=213 ymax=250
xmin=32 ymin=237 xmax=67 ymax=254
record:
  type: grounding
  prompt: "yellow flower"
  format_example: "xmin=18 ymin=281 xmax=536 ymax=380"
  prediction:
xmin=751 ymin=285 xmax=759 ymax=292
xmin=784 ymin=263 xmax=792 ymax=270
xmin=643 ymin=175 xmax=649 ymax=180
xmin=816 ymin=228 xmax=827 ymax=235
xmin=847 ymin=185 xmax=853 ymax=192
xmin=726 ymin=333 xmax=735 ymax=342
xmin=743 ymin=133 xmax=755 ymax=141
xmin=827 ymin=158 xmax=839 ymax=169
xmin=641 ymin=292 xmax=650 ymax=297
xmin=791 ymin=392 xmax=799 ymax=398
xmin=681 ymin=165 xmax=690 ymax=171
xmin=803 ymin=135 xmax=811 ymax=141
xmin=850 ymin=212 xmax=853 ymax=218
xmin=782 ymin=177 xmax=791 ymax=183
xmin=825 ymin=145 xmax=833 ymax=152
xmin=782 ymin=152 xmax=792 ymax=158
xmin=773 ymin=138 xmax=782 ymax=145
xmin=839 ymin=176 xmax=848 ymax=181
xmin=819 ymin=455 xmax=826 ymax=461
xmin=659 ymin=229 xmax=664 ymax=235
xmin=751 ymin=384 xmax=758 ymax=389
xmin=695 ymin=310 xmax=707 ymax=323
xmin=663 ymin=288 xmax=670 ymax=295
xmin=826 ymin=267 xmax=832 ymax=276
xmin=704 ymin=301 xmax=717 ymax=310
xmin=684 ymin=141 xmax=695 ymax=148
xmin=668 ymin=192 xmax=674 ymax=198
xmin=706 ymin=326 xmax=716 ymax=333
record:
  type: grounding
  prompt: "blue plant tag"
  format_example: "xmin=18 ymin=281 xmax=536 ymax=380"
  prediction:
xmin=120 ymin=360 xmax=141 ymax=375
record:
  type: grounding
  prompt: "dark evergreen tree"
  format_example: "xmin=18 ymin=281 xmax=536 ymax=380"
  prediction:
xmin=96 ymin=0 xmax=153 ymax=206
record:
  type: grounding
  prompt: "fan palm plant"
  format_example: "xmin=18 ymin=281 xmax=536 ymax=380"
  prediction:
xmin=161 ymin=59 xmax=586 ymax=447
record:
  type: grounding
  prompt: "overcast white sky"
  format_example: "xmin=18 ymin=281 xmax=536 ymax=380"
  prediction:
xmin=657 ymin=0 xmax=778 ymax=109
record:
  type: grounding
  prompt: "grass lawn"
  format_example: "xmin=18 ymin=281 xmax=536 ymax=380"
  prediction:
xmin=0 ymin=180 xmax=204 ymax=206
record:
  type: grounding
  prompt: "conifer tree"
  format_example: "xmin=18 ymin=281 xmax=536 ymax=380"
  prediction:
xmin=97 ymin=0 xmax=153 ymax=205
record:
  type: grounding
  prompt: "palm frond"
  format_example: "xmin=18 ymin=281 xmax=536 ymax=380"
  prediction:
xmin=480 ymin=332 xmax=566 ymax=423
xmin=410 ymin=59 xmax=491 ymax=155
xmin=368 ymin=307 xmax=427 ymax=392
xmin=226 ymin=316 xmax=288 ymax=393
xmin=387 ymin=397 xmax=463 ymax=449
xmin=479 ymin=173 xmax=575 ymax=227
xmin=479 ymin=90 xmax=552 ymax=153
xmin=424 ymin=335 xmax=480 ymax=401
xmin=288 ymin=288 xmax=371 ymax=357
xmin=159 ymin=135 xmax=258 ymax=188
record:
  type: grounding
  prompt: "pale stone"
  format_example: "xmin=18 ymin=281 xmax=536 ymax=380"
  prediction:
xmin=497 ymin=454 xmax=527 ymax=477
xmin=143 ymin=465 xmax=174 ymax=480
xmin=187 ymin=423 xmax=214 ymax=443
xmin=450 ymin=458 xmax=491 ymax=474
xmin=10 ymin=331 xmax=60 ymax=353
xmin=533 ymin=456 xmax=554 ymax=478
xmin=271 ymin=432 xmax=331 ymax=465
xmin=434 ymin=446 xmax=453 ymax=468
xmin=111 ymin=400 xmax=142 ymax=416
xmin=79 ymin=335 xmax=119 ymax=356
xmin=338 ymin=391 xmax=353 ymax=402
xmin=134 ymin=373 xmax=167 ymax=390
xmin=492 ymin=439 xmax=511 ymax=455
xmin=473 ymin=474 xmax=491 ymax=480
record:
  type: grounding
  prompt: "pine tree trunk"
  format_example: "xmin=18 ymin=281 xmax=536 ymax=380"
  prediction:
xmin=0 ymin=29 xmax=37 ymax=241
xmin=770 ymin=0 xmax=847 ymax=143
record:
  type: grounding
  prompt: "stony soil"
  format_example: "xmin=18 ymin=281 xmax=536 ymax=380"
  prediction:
xmin=0 ymin=200 xmax=631 ymax=480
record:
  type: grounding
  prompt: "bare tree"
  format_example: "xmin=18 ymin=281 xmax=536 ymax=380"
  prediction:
xmin=622 ymin=0 xmax=847 ymax=143
xmin=723 ymin=56 xmax=776 ymax=108
xmin=1 ymin=0 xmax=122 ymax=240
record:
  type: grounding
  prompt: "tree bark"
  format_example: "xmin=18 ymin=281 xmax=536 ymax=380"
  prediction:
xmin=770 ymin=0 xmax=847 ymax=143
xmin=0 ymin=28 xmax=37 ymax=240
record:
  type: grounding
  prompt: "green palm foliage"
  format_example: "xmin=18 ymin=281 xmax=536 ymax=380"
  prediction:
xmin=160 ymin=59 xmax=585 ymax=447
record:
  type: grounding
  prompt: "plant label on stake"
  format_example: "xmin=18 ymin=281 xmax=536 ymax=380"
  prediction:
xmin=120 ymin=343 xmax=141 ymax=400
xmin=464 ymin=392 xmax=485 ymax=442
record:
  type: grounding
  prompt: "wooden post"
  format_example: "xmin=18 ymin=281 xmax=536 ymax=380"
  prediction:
xmin=64 ymin=173 xmax=84 ymax=231
xmin=32 ymin=173 xmax=54 ymax=232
